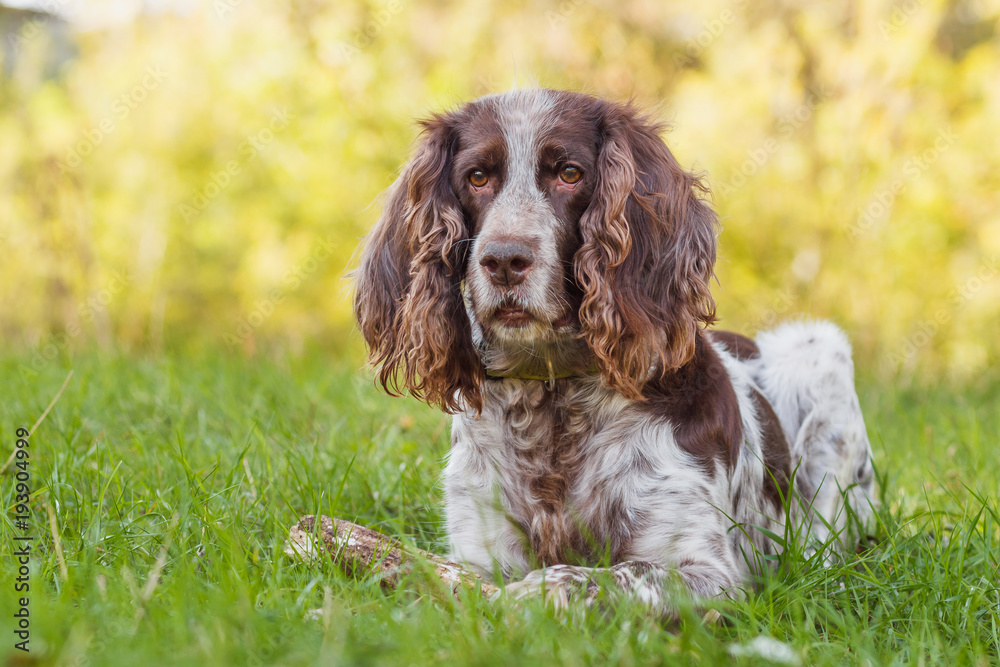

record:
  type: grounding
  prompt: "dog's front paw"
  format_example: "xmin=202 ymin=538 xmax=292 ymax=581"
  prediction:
xmin=500 ymin=565 xmax=601 ymax=610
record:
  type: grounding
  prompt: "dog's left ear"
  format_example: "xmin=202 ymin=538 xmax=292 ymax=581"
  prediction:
xmin=353 ymin=113 xmax=484 ymax=413
xmin=576 ymin=101 xmax=718 ymax=399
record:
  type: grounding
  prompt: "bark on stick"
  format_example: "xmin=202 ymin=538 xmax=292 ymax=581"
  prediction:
xmin=284 ymin=514 xmax=499 ymax=597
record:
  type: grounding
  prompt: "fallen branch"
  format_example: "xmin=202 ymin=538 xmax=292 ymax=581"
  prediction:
xmin=284 ymin=515 xmax=499 ymax=598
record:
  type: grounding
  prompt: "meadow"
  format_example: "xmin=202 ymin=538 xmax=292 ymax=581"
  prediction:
xmin=1 ymin=352 xmax=997 ymax=665
xmin=3 ymin=0 xmax=1000 ymax=663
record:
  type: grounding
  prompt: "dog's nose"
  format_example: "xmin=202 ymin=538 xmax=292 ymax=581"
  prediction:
xmin=479 ymin=239 xmax=535 ymax=287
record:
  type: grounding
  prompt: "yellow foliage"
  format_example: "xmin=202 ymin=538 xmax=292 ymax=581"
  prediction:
xmin=2 ymin=0 xmax=998 ymax=379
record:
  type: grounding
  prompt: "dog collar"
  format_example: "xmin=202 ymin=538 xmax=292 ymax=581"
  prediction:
xmin=484 ymin=358 xmax=598 ymax=389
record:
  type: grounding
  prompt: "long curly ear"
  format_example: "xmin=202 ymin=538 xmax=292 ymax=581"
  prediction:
xmin=576 ymin=102 xmax=718 ymax=399
xmin=353 ymin=115 xmax=483 ymax=413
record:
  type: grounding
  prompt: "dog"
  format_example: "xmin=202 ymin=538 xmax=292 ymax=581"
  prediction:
xmin=353 ymin=89 xmax=875 ymax=613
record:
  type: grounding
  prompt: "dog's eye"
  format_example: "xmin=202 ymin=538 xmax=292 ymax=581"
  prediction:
xmin=469 ymin=170 xmax=488 ymax=187
xmin=559 ymin=165 xmax=582 ymax=184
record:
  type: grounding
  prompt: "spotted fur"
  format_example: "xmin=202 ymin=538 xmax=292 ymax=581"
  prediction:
xmin=354 ymin=89 xmax=876 ymax=615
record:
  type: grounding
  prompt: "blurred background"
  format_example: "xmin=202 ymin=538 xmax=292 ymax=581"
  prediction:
xmin=2 ymin=0 xmax=998 ymax=381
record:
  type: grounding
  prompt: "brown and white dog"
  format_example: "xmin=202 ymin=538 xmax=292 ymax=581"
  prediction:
xmin=354 ymin=89 xmax=875 ymax=613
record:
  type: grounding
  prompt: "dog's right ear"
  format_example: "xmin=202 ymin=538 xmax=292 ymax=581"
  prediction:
xmin=353 ymin=114 xmax=484 ymax=413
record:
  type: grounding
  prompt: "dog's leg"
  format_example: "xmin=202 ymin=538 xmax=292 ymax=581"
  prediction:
xmin=751 ymin=321 xmax=877 ymax=552
xmin=502 ymin=560 xmax=732 ymax=620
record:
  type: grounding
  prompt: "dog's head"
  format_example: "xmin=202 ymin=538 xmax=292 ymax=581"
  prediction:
xmin=354 ymin=89 xmax=718 ymax=412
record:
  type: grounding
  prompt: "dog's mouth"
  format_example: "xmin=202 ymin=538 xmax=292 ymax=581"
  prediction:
xmin=490 ymin=303 xmax=576 ymax=330
xmin=493 ymin=305 xmax=533 ymax=328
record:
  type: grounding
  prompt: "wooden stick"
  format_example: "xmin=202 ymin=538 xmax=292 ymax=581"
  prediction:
xmin=284 ymin=515 xmax=499 ymax=598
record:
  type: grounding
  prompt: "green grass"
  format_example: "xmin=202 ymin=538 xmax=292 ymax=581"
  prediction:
xmin=1 ymin=351 xmax=998 ymax=666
